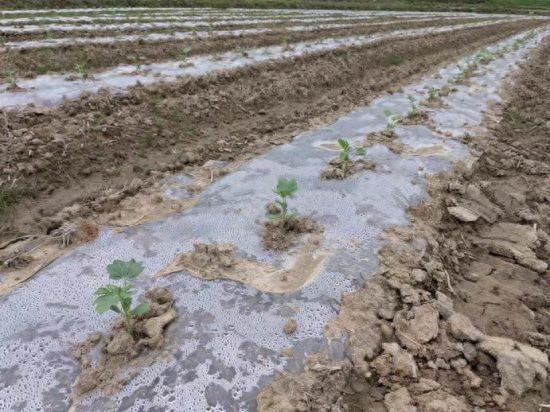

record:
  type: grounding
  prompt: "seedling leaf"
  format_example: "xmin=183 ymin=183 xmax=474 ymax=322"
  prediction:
xmin=275 ymin=178 xmax=297 ymax=199
xmin=107 ymin=259 xmax=144 ymax=280
xmin=132 ymin=302 xmax=150 ymax=317
xmin=337 ymin=138 xmax=350 ymax=152
xmin=94 ymin=287 xmax=121 ymax=314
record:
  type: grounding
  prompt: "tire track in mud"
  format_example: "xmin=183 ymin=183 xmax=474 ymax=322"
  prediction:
xmin=0 ymin=28 xmax=545 ymax=412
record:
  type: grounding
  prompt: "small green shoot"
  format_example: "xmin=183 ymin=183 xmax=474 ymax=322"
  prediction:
xmin=133 ymin=55 xmax=142 ymax=71
xmin=94 ymin=259 xmax=150 ymax=334
xmin=338 ymin=138 xmax=351 ymax=172
xmin=383 ymin=109 xmax=399 ymax=131
xmin=356 ymin=147 xmax=366 ymax=156
xmin=273 ymin=178 xmax=298 ymax=219
xmin=75 ymin=63 xmax=89 ymax=79
xmin=407 ymin=95 xmax=418 ymax=117
xmin=475 ymin=50 xmax=495 ymax=65
xmin=428 ymin=87 xmax=440 ymax=101
xmin=180 ymin=46 xmax=192 ymax=61
xmin=3 ymin=70 xmax=15 ymax=86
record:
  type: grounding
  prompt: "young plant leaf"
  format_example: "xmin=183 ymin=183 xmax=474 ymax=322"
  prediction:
xmin=94 ymin=287 xmax=121 ymax=314
xmin=132 ymin=302 xmax=150 ymax=317
xmin=107 ymin=259 xmax=144 ymax=280
xmin=275 ymin=178 xmax=298 ymax=198
xmin=337 ymin=138 xmax=350 ymax=152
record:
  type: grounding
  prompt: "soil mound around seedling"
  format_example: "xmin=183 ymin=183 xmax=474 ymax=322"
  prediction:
xmin=160 ymin=243 xmax=236 ymax=280
xmin=399 ymin=109 xmax=432 ymax=126
xmin=363 ymin=129 xmax=405 ymax=154
xmin=157 ymin=241 xmax=327 ymax=293
xmin=73 ymin=287 xmax=177 ymax=398
xmin=321 ymin=157 xmax=375 ymax=180
xmin=263 ymin=215 xmax=322 ymax=251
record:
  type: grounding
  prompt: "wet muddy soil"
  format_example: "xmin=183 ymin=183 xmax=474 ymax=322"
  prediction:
xmin=0 ymin=20 xmax=542 ymax=269
xmin=258 ymin=35 xmax=550 ymax=412
xmin=73 ymin=287 xmax=177 ymax=399
xmin=263 ymin=215 xmax=322 ymax=251
xmin=363 ymin=129 xmax=406 ymax=154
xmin=0 ymin=17 xmax=490 ymax=77
xmin=156 ymin=241 xmax=327 ymax=293
xmin=321 ymin=157 xmax=376 ymax=180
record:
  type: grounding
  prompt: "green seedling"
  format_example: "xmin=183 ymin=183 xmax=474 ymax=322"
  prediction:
xmin=451 ymin=61 xmax=476 ymax=84
xmin=94 ymin=259 xmax=150 ymax=334
xmin=383 ymin=109 xmax=399 ymax=131
xmin=356 ymin=147 xmax=366 ymax=156
xmin=3 ymin=70 xmax=15 ymax=86
xmin=475 ymin=50 xmax=495 ymax=65
xmin=75 ymin=63 xmax=89 ymax=79
xmin=133 ymin=55 xmax=142 ymax=71
xmin=180 ymin=46 xmax=192 ymax=60
xmin=338 ymin=138 xmax=351 ymax=172
xmin=407 ymin=95 xmax=418 ymax=117
xmin=428 ymin=87 xmax=440 ymax=101
xmin=273 ymin=178 xmax=298 ymax=219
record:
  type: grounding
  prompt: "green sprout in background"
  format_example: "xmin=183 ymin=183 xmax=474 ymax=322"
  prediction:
xmin=94 ymin=259 xmax=150 ymax=334
xmin=428 ymin=87 xmax=440 ymax=101
xmin=407 ymin=94 xmax=418 ymax=117
xmin=180 ymin=46 xmax=192 ymax=61
xmin=2 ymin=70 xmax=15 ymax=87
xmin=383 ymin=108 xmax=399 ymax=132
xmin=75 ymin=63 xmax=89 ymax=79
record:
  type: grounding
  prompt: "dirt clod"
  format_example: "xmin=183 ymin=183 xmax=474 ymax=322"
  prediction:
xmin=283 ymin=318 xmax=298 ymax=335
xmin=321 ymin=157 xmax=375 ymax=180
xmin=263 ymin=216 xmax=322 ymax=251
xmin=73 ymin=287 xmax=177 ymax=398
xmin=363 ymin=129 xmax=405 ymax=154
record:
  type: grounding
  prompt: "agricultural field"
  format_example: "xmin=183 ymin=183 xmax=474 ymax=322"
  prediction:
xmin=0 ymin=5 xmax=549 ymax=412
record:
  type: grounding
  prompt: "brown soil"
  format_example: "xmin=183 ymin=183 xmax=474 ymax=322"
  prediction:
xmin=0 ymin=17 xmax=489 ymax=77
xmin=321 ymin=157 xmax=376 ymax=180
xmin=0 ymin=218 xmax=98 ymax=295
xmin=399 ymin=108 xmax=432 ymax=126
xmin=72 ymin=287 xmax=177 ymax=399
xmin=258 ymin=35 xmax=550 ymax=412
xmin=0 ymin=20 xmax=542 ymax=282
xmin=263 ymin=215 xmax=321 ymax=251
xmin=157 ymin=241 xmax=328 ymax=293
xmin=363 ymin=129 xmax=406 ymax=154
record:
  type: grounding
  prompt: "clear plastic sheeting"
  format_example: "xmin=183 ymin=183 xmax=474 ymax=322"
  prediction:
xmin=0 ymin=19 xmax=524 ymax=110
xmin=0 ymin=10 xmax=454 ymax=25
xmin=3 ymin=17 xmax=484 ymax=50
xmin=0 ymin=15 xmax=404 ymax=34
xmin=0 ymin=28 xmax=544 ymax=412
